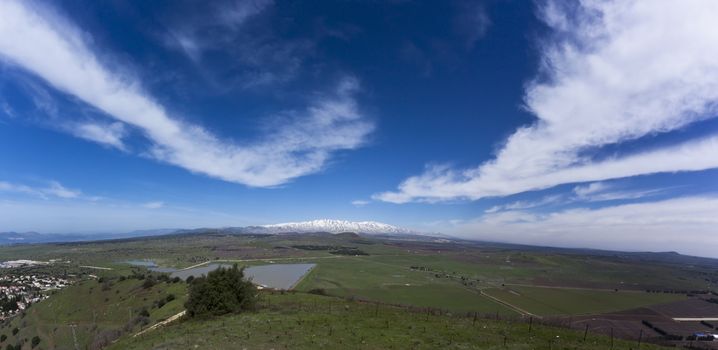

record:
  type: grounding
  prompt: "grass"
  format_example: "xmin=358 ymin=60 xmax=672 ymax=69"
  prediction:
xmin=108 ymin=292 xmax=672 ymax=350
xmin=483 ymin=286 xmax=687 ymax=316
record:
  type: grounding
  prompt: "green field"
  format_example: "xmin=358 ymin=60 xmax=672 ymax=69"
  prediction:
xmin=295 ymin=255 xmax=516 ymax=314
xmin=483 ymin=286 xmax=686 ymax=316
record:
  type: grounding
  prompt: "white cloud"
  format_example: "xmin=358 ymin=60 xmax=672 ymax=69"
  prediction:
xmin=351 ymin=200 xmax=369 ymax=207
xmin=376 ymin=0 xmax=718 ymax=203
xmin=43 ymin=181 xmax=81 ymax=199
xmin=142 ymin=201 xmax=165 ymax=209
xmin=449 ymin=196 xmax=718 ymax=258
xmin=0 ymin=180 xmax=81 ymax=199
xmin=72 ymin=121 xmax=127 ymax=150
xmin=0 ymin=0 xmax=372 ymax=187
xmin=573 ymin=181 xmax=664 ymax=202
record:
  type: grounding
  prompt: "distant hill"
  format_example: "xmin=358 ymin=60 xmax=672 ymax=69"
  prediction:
xmin=0 ymin=228 xmax=178 ymax=245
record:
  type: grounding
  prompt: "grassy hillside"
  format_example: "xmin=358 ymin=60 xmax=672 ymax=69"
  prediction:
xmin=109 ymin=292 xmax=671 ymax=350
xmin=0 ymin=275 xmax=187 ymax=350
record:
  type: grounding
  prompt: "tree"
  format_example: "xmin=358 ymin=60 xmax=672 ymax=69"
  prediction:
xmin=185 ymin=264 xmax=257 ymax=318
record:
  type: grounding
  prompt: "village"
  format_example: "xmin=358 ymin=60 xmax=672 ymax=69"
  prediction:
xmin=0 ymin=262 xmax=71 ymax=320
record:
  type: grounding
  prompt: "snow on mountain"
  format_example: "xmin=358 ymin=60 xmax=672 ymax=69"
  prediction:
xmin=257 ymin=219 xmax=417 ymax=235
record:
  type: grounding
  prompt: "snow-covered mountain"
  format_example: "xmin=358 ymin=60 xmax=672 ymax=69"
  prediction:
xmin=255 ymin=219 xmax=417 ymax=235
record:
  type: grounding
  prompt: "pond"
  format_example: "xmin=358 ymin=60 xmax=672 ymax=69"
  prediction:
xmin=170 ymin=263 xmax=316 ymax=290
xmin=124 ymin=260 xmax=316 ymax=290
xmin=124 ymin=259 xmax=178 ymax=273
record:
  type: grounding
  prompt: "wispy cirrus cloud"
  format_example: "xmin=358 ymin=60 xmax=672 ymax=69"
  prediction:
xmin=0 ymin=180 xmax=81 ymax=200
xmin=71 ymin=121 xmax=128 ymax=151
xmin=351 ymin=200 xmax=369 ymax=207
xmin=484 ymin=194 xmax=564 ymax=213
xmin=376 ymin=0 xmax=718 ymax=203
xmin=449 ymin=196 xmax=718 ymax=258
xmin=0 ymin=0 xmax=372 ymax=187
xmin=142 ymin=201 xmax=165 ymax=209
xmin=164 ymin=0 xmax=274 ymax=63
xmin=572 ymin=182 xmax=665 ymax=202
xmin=485 ymin=181 xmax=667 ymax=214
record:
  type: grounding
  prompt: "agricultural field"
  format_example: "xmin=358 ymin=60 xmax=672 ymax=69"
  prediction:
xmin=482 ymin=286 xmax=686 ymax=316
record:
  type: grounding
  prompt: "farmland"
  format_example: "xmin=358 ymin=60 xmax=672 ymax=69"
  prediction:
xmin=482 ymin=286 xmax=686 ymax=316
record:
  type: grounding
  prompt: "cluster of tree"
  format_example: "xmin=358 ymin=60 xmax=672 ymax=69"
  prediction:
xmin=0 ymin=297 xmax=17 ymax=313
xmin=641 ymin=320 xmax=683 ymax=340
xmin=153 ymin=294 xmax=175 ymax=309
xmin=0 ymin=335 xmax=38 ymax=350
xmin=410 ymin=266 xmax=435 ymax=271
xmin=292 ymin=245 xmax=347 ymax=251
xmin=329 ymin=248 xmax=368 ymax=256
xmin=644 ymin=289 xmax=710 ymax=295
xmin=185 ymin=264 xmax=257 ymax=318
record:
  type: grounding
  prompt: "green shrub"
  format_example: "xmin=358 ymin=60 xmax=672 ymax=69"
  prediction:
xmin=142 ymin=277 xmax=156 ymax=289
xmin=31 ymin=336 xmax=40 ymax=348
xmin=185 ymin=264 xmax=257 ymax=318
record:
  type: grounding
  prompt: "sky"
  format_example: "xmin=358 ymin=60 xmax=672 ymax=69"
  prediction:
xmin=0 ymin=0 xmax=717 ymax=257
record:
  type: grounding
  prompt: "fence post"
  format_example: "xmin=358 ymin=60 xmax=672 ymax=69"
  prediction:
xmin=529 ymin=317 xmax=533 ymax=333
xmin=583 ymin=324 xmax=589 ymax=341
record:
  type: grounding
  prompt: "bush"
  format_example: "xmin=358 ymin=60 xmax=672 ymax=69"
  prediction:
xmin=10 ymin=329 xmax=17 ymax=336
xmin=142 ymin=277 xmax=156 ymax=289
xmin=0 ymin=334 xmax=5 ymax=342
xmin=30 ymin=336 xmax=40 ymax=348
xmin=307 ymin=288 xmax=328 ymax=296
xmin=89 ymin=329 xmax=121 ymax=350
xmin=166 ymin=294 xmax=176 ymax=302
xmin=185 ymin=264 xmax=257 ymax=318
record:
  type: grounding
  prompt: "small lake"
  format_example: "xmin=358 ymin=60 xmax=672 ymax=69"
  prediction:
xmin=124 ymin=260 xmax=315 ymax=290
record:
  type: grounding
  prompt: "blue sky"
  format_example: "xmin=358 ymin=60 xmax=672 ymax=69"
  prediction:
xmin=1 ymin=0 xmax=718 ymax=257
